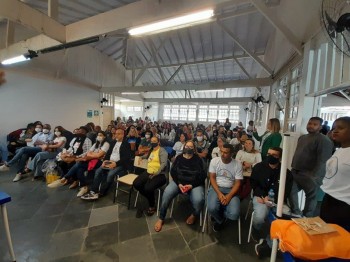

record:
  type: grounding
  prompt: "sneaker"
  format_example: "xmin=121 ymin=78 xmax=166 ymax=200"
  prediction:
xmin=69 ymin=180 xmax=79 ymax=189
xmin=255 ymin=239 xmax=271 ymax=258
xmin=47 ymin=179 xmax=65 ymax=188
xmin=81 ymin=191 xmax=99 ymax=200
xmin=13 ymin=173 xmax=22 ymax=182
xmin=77 ymin=186 xmax=88 ymax=197
xmin=0 ymin=165 xmax=10 ymax=172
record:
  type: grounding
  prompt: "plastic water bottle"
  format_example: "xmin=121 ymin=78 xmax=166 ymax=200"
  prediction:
xmin=266 ymin=189 xmax=275 ymax=207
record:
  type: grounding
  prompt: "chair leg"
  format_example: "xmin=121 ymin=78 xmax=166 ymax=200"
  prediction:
xmin=157 ymin=190 xmax=161 ymax=217
xmin=127 ymin=187 xmax=133 ymax=210
xmin=248 ymin=211 xmax=254 ymax=243
xmin=238 ymin=216 xmax=241 ymax=245
xmin=134 ymin=191 xmax=139 ymax=208
xmin=245 ymin=199 xmax=252 ymax=220
xmin=199 ymin=210 xmax=203 ymax=227
xmin=113 ymin=179 xmax=119 ymax=204
xmin=169 ymin=199 xmax=175 ymax=218
xmin=202 ymin=206 xmax=208 ymax=233
xmin=1 ymin=204 xmax=16 ymax=262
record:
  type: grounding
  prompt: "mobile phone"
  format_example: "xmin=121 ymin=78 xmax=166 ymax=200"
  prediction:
xmin=104 ymin=161 xmax=112 ymax=165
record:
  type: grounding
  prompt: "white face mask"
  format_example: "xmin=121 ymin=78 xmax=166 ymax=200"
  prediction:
xmin=197 ymin=136 xmax=203 ymax=142
xmin=43 ymin=129 xmax=49 ymax=134
xmin=145 ymin=134 xmax=150 ymax=139
xmin=55 ymin=131 xmax=61 ymax=136
xmin=96 ymin=136 xmax=103 ymax=142
xmin=35 ymin=127 xmax=42 ymax=133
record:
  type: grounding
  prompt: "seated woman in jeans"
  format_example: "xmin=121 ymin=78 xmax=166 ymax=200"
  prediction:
xmin=154 ymin=140 xmax=206 ymax=232
xmin=133 ymin=136 xmax=168 ymax=216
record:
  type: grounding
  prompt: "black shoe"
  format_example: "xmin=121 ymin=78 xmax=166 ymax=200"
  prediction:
xmin=255 ymin=239 xmax=271 ymax=258
xmin=212 ymin=222 xmax=224 ymax=232
xmin=136 ymin=208 xmax=143 ymax=218
xmin=251 ymin=227 xmax=261 ymax=243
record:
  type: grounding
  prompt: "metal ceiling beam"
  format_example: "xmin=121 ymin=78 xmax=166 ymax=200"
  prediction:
xmin=149 ymin=39 xmax=166 ymax=85
xmin=65 ymin=0 xmax=250 ymax=42
xmin=234 ymin=57 xmax=251 ymax=79
xmin=166 ymin=65 xmax=183 ymax=85
xmin=217 ymin=19 xmax=273 ymax=76
xmin=144 ymin=98 xmax=251 ymax=103
xmin=127 ymin=53 xmax=264 ymax=70
xmin=250 ymin=0 xmax=303 ymax=55
xmin=6 ymin=19 xmax=15 ymax=48
xmin=0 ymin=0 xmax=65 ymax=43
xmin=101 ymin=77 xmax=272 ymax=92
xmin=339 ymin=90 xmax=350 ymax=102
xmin=48 ymin=0 xmax=59 ymax=20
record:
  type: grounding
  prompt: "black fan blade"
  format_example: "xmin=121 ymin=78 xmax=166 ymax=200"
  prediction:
xmin=324 ymin=11 xmax=337 ymax=37
xmin=337 ymin=13 xmax=350 ymax=32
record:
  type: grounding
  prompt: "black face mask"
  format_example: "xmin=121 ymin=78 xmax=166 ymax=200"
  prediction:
xmin=150 ymin=143 xmax=158 ymax=148
xmin=267 ymin=155 xmax=279 ymax=165
xmin=183 ymin=148 xmax=194 ymax=155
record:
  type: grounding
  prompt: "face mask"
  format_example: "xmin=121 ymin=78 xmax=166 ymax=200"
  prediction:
xmin=96 ymin=136 xmax=103 ymax=142
xmin=55 ymin=131 xmax=61 ymax=136
xmin=35 ymin=127 xmax=42 ymax=133
xmin=197 ymin=136 xmax=203 ymax=142
xmin=145 ymin=134 xmax=150 ymax=139
xmin=267 ymin=155 xmax=279 ymax=165
xmin=43 ymin=129 xmax=49 ymax=134
xmin=183 ymin=148 xmax=194 ymax=155
xmin=151 ymin=142 xmax=158 ymax=148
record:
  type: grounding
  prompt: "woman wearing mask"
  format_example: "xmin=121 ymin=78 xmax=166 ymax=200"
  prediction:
xmin=253 ymin=118 xmax=282 ymax=160
xmin=25 ymin=126 xmax=67 ymax=179
xmin=49 ymin=131 xmax=110 ymax=197
xmin=133 ymin=136 xmax=168 ymax=216
xmin=136 ymin=130 xmax=152 ymax=156
xmin=126 ymin=126 xmax=141 ymax=158
xmin=154 ymin=140 xmax=206 ymax=232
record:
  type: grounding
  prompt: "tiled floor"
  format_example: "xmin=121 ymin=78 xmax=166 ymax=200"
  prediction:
xmin=0 ymin=169 xmax=283 ymax=262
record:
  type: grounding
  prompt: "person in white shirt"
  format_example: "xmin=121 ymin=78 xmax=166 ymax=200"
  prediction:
xmin=320 ymin=117 xmax=350 ymax=231
xmin=207 ymin=144 xmax=243 ymax=231
xmin=211 ymin=135 xmax=225 ymax=159
xmin=0 ymin=123 xmax=53 ymax=180
xmin=171 ymin=133 xmax=187 ymax=161
xmin=235 ymin=139 xmax=262 ymax=177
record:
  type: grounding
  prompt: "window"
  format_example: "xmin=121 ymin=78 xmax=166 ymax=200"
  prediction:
xmin=218 ymin=105 xmax=228 ymax=122
xmin=229 ymin=106 xmax=239 ymax=123
xmin=134 ymin=106 xmax=142 ymax=112
xmin=208 ymin=105 xmax=218 ymax=121
xmin=163 ymin=105 xmax=171 ymax=120
xmin=188 ymin=105 xmax=196 ymax=121
xmin=171 ymin=105 xmax=179 ymax=120
xmin=127 ymin=106 xmax=134 ymax=112
xmin=179 ymin=105 xmax=188 ymax=121
xmin=198 ymin=105 xmax=208 ymax=122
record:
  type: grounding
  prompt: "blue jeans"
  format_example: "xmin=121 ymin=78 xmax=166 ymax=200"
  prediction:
xmin=207 ymin=186 xmax=240 ymax=224
xmin=91 ymin=166 xmax=126 ymax=195
xmin=159 ymin=181 xmax=205 ymax=220
xmin=65 ymin=161 xmax=89 ymax=186
xmin=0 ymin=144 xmax=8 ymax=162
xmin=7 ymin=146 xmax=41 ymax=173
xmin=27 ymin=151 xmax=58 ymax=177
xmin=252 ymin=196 xmax=269 ymax=231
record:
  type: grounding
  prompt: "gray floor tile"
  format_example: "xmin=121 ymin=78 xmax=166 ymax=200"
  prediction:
xmin=33 ymin=202 xmax=68 ymax=218
xmin=168 ymin=253 xmax=196 ymax=262
xmin=178 ymin=224 xmax=217 ymax=251
xmin=152 ymin=228 xmax=191 ymax=261
xmin=118 ymin=216 xmax=149 ymax=242
xmin=84 ymin=222 xmax=119 ymax=251
xmin=146 ymin=213 xmax=177 ymax=234
xmin=193 ymin=243 xmax=234 ymax=262
xmin=80 ymin=244 xmax=119 ymax=262
xmin=50 ymin=254 xmax=81 ymax=262
xmin=88 ymin=205 xmax=118 ymax=227
xmin=116 ymin=235 xmax=157 ymax=261
xmin=64 ymin=198 xmax=94 ymax=215
xmin=38 ymin=228 xmax=88 ymax=260
xmin=55 ymin=210 xmax=91 ymax=233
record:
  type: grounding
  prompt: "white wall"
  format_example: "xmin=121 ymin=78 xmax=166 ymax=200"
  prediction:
xmin=322 ymin=94 xmax=350 ymax=107
xmin=0 ymin=70 xmax=100 ymax=142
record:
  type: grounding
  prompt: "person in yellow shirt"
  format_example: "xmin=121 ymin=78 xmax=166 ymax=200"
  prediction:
xmin=133 ymin=136 xmax=168 ymax=216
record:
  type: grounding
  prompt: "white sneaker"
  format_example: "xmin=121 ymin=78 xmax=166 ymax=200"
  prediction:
xmin=77 ymin=186 xmax=88 ymax=197
xmin=0 ymin=165 xmax=10 ymax=172
xmin=47 ymin=179 xmax=65 ymax=188
xmin=13 ymin=173 xmax=22 ymax=182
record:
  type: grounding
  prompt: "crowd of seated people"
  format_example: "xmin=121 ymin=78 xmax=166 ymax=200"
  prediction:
xmin=0 ymin=115 xmax=348 ymax=258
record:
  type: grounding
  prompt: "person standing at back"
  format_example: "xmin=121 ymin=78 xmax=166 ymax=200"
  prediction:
xmin=253 ymin=118 xmax=282 ymax=161
xmin=289 ymin=117 xmax=333 ymax=217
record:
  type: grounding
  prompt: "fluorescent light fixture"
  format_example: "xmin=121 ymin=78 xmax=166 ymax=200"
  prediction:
xmin=129 ymin=9 xmax=214 ymax=36
xmin=196 ymin=89 xmax=225 ymax=93
xmin=1 ymin=55 xmax=30 ymax=65
xmin=121 ymin=92 xmax=140 ymax=95
xmin=120 ymin=99 xmax=131 ymax=102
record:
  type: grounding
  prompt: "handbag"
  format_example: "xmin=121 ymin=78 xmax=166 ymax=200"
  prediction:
xmin=46 ymin=170 xmax=60 ymax=185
